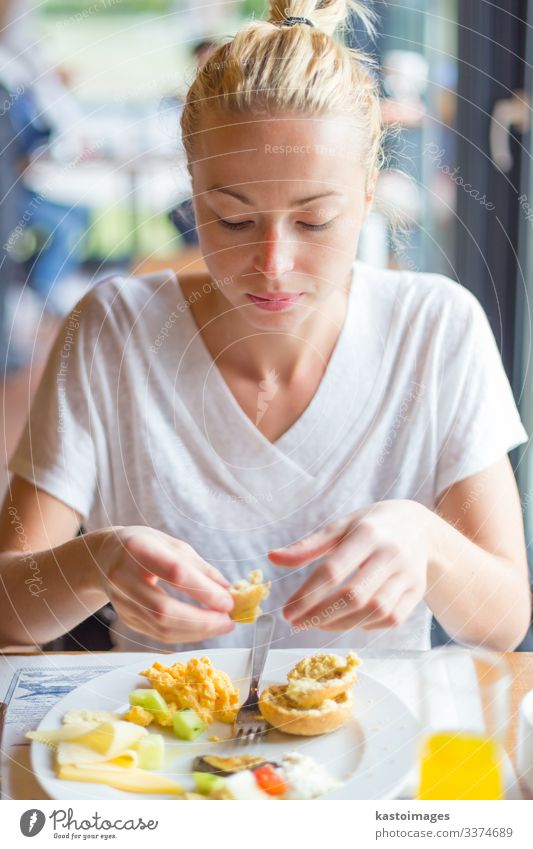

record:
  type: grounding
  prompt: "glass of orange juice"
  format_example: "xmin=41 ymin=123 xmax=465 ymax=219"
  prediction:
xmin=416 ymin=648 xmax=510 ymax=800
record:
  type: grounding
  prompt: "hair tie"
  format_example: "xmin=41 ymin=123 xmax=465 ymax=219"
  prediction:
xmin=280 ymin=16 xmax=315 ymax=28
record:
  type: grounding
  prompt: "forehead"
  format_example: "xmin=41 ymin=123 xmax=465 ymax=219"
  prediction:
xmin=192 ymin=110 xmax=365 ymax=192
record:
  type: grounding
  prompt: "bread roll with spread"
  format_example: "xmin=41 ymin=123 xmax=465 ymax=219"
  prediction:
xmin=258 ymin=651 xmax=360 ymax=736
xmin=286 ymin=652 xmax=360 ymax=709
xmin=259 ymin=686 xmax=354 ymax=736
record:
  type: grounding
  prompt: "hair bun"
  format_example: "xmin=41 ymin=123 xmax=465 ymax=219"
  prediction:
xmin=268 ymin=1 xmax=376 ymax=39
xmin=279 ymin=16 xmax=315 ymax=28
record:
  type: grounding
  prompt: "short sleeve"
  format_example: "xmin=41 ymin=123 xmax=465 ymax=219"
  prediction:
xmin=8 ymin=296 xmax=104 ymax=519
xmin=434 ymin=287 xmax=528 ymax=496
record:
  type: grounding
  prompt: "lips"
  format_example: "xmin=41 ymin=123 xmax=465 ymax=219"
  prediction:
xmin=247 ymin=292 xmax=303 ymax=312
xmin=249 ymin=293 xmax=302 ymax=301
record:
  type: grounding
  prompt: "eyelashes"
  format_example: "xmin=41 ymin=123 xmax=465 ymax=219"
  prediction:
xmin=217 ymin=218 xmax=337 ymax=232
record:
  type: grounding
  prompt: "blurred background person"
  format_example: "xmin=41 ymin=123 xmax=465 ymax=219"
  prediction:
xmin=0 ymin=0 xmax=91 ymax=323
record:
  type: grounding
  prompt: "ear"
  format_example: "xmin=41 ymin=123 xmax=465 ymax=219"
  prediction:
xmin=364 ymin=167 xmax=379 ymax=216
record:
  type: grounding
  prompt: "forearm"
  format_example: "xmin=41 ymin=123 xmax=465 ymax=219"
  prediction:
xmin=424 ymin=508 xmax=531 ymax=651
xmin=0 ymin=531 xmax=111 ymax=647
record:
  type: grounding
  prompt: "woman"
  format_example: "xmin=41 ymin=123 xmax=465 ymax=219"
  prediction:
xmin=0 ymin=1 xmax=530 ymax=653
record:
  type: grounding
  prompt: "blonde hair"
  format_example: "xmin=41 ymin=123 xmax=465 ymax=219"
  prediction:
xmin=180 ymin=1 xmax=383 ymax=182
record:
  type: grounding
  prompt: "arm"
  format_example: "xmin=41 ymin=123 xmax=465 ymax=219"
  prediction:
xmin=0 ymin=476 xmax=110 ymax=646
xmin=269 ymin=457 xmax=531 ymax=651
xmin=427 ymin=456 xmax=531 ymax=650
xmin=0 ymin=475 xmax=234 ymax=647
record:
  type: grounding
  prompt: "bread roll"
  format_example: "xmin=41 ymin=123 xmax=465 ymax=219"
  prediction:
xmin=229 ymin=570 xmax=271 ymax=623
xmin=286 ymin=651 xmax=360 ymax=709
xmin=259 ymin=686 xmax=354 ymax=736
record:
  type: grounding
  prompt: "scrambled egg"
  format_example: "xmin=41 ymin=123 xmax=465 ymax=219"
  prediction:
xmin=138 ymin=657 xmax=239 ymax=725
xmin=123 ymin=705 xmax=154 ymax=727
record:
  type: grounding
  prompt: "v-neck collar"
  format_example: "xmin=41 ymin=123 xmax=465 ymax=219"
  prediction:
xmin=169 ymin=262 xmax=385 ymax=507
xmin=173 ymin=262 xmax=357 ymax=448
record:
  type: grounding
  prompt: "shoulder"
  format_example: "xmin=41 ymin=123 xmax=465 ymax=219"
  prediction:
xmin=355 ymin=261 xmax=487 ymax=337
xmin=82 ymin=268 xmax=178 ymax=315
xmin=356 ymin=261 xmax=480 ymax=312
xmin=70 ymin=269 xmax=180 ymax=339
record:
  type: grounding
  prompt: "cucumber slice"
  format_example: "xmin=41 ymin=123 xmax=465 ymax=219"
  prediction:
xmin=137 ymin=734 xmax=165 ymax=770
xmin=193 ymin=771 xmax=225 ymax=795
xmin=172 ymin=708 xmax=207 ymax=741
xmin=128 ymin=689 xmax=170 ymax=718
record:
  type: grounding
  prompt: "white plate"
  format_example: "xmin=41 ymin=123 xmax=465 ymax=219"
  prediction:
xmin=31 ymin=649 xmax=419 ymax=800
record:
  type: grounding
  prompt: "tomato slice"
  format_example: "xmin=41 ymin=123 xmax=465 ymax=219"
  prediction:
xmin=253 ymin=765 xmax=287 ymax=796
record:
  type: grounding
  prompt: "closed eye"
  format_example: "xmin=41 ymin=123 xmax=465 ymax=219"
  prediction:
xmin=218 ymin=218 xmax=252 ymax=230
xmin=217 ymin=218 xmax=338 ymax=231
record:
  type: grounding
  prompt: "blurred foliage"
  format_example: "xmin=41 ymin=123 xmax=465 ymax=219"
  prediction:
xmin=241 ymin=0 xmax=267 ymax=20
xmin=44 ymin=0 xmax=262 ymax=18
xmin=43 ymin=0 xmax=172 ymax=14
xmin=86 ymin=207 xmax=179 ymax=260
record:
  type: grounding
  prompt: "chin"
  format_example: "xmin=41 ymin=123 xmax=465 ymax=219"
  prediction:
xmin=245 ymin=310 xmax=309 ymax=334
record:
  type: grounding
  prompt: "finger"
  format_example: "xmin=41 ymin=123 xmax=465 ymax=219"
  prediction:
xmin=115 ymin=587 xmax=235 ymax=642
xmin=359 ymin=589 xmax=420 ymax=630
xmin=124 ymin=535 xmax=234 ymax=613
xmin=166 ymin=537 xmax=230 ymax=588
xmin=319 ymin=585 xmax=417 ymax=632
xmin=121 ymin=609 xmax=235 ymax=644
xmin=282 ymin=533 xmax=374 ymax=623
xmin=297 ymin=568 xmax=403 ymax=630
xmin=267 ymin=517 xmax=350 ymax=567
xmin=302 ymin=548 xmax=403 ymax=627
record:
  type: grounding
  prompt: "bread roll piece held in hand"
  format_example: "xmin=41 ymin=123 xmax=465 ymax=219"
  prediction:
xmin=229 ymin=569 xmax=271 ymax=623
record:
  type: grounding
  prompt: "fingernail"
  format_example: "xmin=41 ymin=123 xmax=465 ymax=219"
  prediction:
xmin=270 ymin=541 xmax=302 ymax=552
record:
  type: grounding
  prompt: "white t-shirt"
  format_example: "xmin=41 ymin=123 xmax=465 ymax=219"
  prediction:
xmin=9 ymin=261 xmax=528 ymax=652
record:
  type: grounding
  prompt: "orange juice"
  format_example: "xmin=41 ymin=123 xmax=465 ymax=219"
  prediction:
xmin=417 ymin=732 xmax=504 ymax=800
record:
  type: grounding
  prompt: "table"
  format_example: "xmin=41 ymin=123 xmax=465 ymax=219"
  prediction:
xmin=1 ymin=649 xmax=532 ymax=800
xmin=507 ymin=652 xmax=533 ymax=767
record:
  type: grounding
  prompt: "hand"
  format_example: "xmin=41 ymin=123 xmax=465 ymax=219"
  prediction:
xmin=93 ymin=526 xmax=235 ymax=644
xmin=268 ymin=500 xmax=431 ymax=632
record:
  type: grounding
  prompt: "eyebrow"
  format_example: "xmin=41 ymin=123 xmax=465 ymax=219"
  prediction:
xmin=206 ymin=185 xmax=344 ymax=207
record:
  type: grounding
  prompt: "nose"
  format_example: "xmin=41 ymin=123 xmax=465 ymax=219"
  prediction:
xmin=253 ymin=224 xmax=295 ymax=280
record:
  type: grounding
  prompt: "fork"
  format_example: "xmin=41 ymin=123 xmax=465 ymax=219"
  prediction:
xmin=233 ymin=613 xmax=275 ymax=743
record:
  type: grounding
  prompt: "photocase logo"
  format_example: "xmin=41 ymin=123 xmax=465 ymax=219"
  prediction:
xmin=256 ymin=368 xmax=279 ymax=425
xmin=20 ymin=809 xmax=46 ymax=837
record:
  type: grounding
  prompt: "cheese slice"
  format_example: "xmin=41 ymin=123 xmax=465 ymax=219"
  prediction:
xmin=26 ymin=722 xmax=100 ymax=747
xmin=56 ymin=742 xmax=139 ymax=767
xmin=74 ymin=720 xmax=146 ymax=757
xmin=57 ymin=763 xmax=184 ymax=795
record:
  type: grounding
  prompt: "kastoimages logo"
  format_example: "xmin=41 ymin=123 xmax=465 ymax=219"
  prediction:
xmin=20 ymin=809 xmax=46 ymax=837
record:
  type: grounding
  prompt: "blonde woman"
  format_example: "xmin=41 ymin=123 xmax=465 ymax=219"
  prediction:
xmin=0 ymin=2 xmax=530 ymax=653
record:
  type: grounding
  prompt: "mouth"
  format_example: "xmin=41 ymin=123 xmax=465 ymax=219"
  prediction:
xmin=247 ymin=292 xmax=304 ymax=312
xmin=250 ymin=292 xmax=303 ymax=300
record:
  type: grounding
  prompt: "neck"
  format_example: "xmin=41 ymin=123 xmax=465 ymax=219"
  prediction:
xmin=207 ymin=275 xmax=352 ymax=384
